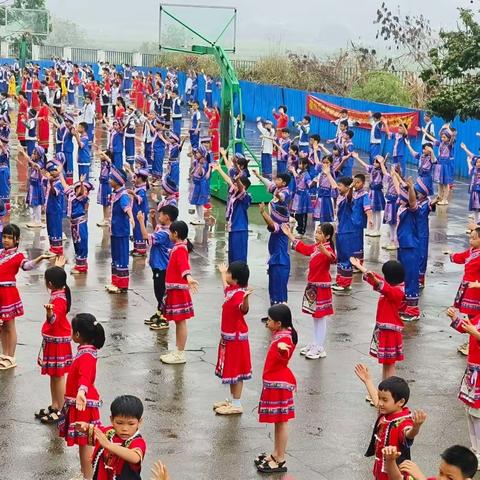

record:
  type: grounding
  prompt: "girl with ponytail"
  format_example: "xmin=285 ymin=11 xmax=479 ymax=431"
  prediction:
xmin=36 ymin=256 xmax=73 ymax=425
xmin=255 ymin=304 xmax=297 ymax=474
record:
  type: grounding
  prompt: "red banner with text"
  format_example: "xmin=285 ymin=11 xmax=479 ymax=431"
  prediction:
xmin=306 ymin=95 xmax=420 ymax=136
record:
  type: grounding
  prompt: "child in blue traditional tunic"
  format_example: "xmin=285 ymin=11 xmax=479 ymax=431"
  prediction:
xmin=289 ymin=158 xmax=312 ymax=237
xmin=311 ymin=152 xmax=335 ymax=226
xmin=233 ymin=113 xmax=245 ymax=154
xmin=461 ymin=142 xmax=480 ymax=225
xmin=24 ymin=108 xmax=37 ymax=157
xmin=405 ymin=139 xmax=436 ymax=196
xmin=154 ymin=175 xmax=179 ymax=210
xmin=273 ymin=128 xmax=291 ymax=175
xmin=107 ymin=118 xmax=124 ymax=171
xmin=166 ymin=132 xmax=183 ymax=187
xmin=150 ymin=119 xmax=167 ymax=184
xmin=0 ymin=139 xmax=10 ymax=213
xmin=331 ymin=176 xmax=355 ymax=294
xmin=65 ymin=177 xmax=93 ymax=274
xmin=213 ymin=163 xmax=252 ymax=264
xmin=171 ymin=90 xmax=182 ymax=139
xmin=124 ymin=106 xmax=138 ymax=166
xmin=395 ymin=176 xmax=420 ymax=321
xmin=66 ymin=74 xmax=75 ymax=111
xmin=339 ymin=130 xmax=355 ymax=178
xmin=105 ymin=167 xmax=135 ymax=294
xmin=73 ymin=122 xmax=91 ymax=182
xmin=95 ymin=149 xmax=112 ymax=228
xmin=353 ymin=152 xmax=386 ymax=237
xmin=368 ymin=112 xmax=389 ymax=165
xmin=20 ymin=145 xmax=45 ymax=228
xmin=423 ymin=124 xmax=456 ymax=205
xmin=61 ymin=114 xmax=75 ymax=186
xmin=379 ymin=161 xmax=400 ymax=251
xmin=259 ymin=202 xmax=291 ymax=313
xmin=141 ymin=112 xmax=154 ymax=171
xmin=291 ymin=115 xmax=311 ymax=153
xmin=391 ymin=124 xmax=408 ymax=176
xmin=129 ymin=169 xmax=149 ymax=257
xmin=44 ymin=160 xmax=65 ymax=256
xmin=351 ymin=174 xmax=373 ymax=268
xmin=189 ymin=101 xmax=201 ymax=150
xmin=189 ymin=146 xmax=212 ymax=226
xmin=415 ymin=178 xmax=438 ymax=289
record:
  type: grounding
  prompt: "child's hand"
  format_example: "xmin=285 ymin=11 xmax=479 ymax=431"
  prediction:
xmin=137 ymin=211 xmax=145 ymax=222
xmin=187 ymin=276 xmax=199 ymax=294
xmin=94 ymin=427 xmax=111 ymax=448
xmin=252 ymin=169 xmax=259 ymax=177
xmin=411 ymin=409 xmax=427 ymax=428
xmin=212 ymin=162 xmax=220 ymax=171
xmin=44 ymin=303 xmax=54 ymax=315
xmin=217 ymin=263 xmax=227 ymax=274
xmin=149 ymin=208 xmax=156 ymax=220
xmin=76 ymin=390 xmax=87 ymax=411
xmin=277 ymin=342 xmax=291 ymax=352
xmin=354 ymin=363 xmax=371 ymax=383
xmin=446 ymin=307 xmax=457 ymax=320
xmin=244 ymin=288 xmax=254 ymax=299
xmin=406 ymin=176 xmax=414 ymax=188
xmin=461 ymin=317 xmax=479 ymax=336
xmin=382 ymin=446 xmax=400 ymax=462
xmin=151 ymin=460 xmax=171 ymax=480
xmin=73 ymin=421 xmax=89 ymax=433
xmin=259 ymin=202 xmax=266 ymax=214
xmin=79 ymin=173 xmax=86 ymax=182
xmin=469 ymin=280 xmax=480 ymax=289
xmin=219 ymin=147 xmax=226 ymax=156
xmin=349 ymin=257 xmax=363 ymax=271
xmin=364 ymin=271 xmax=377 ymax=282
xmin=321 ymin=163 xmax=330 ymax=174
xmin=399 ymin=460 xmax=427 ymax=480
xmin=280 ymin=223 xmax=292 ymax=237
xmin=461 ymin=142 xmax=466 ymax=149
xmin=55 ymin=255 xmax=67 ymax=268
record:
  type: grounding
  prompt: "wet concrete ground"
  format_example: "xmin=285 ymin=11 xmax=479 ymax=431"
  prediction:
xmin=0 ymin=121 xmax=477 ymax=480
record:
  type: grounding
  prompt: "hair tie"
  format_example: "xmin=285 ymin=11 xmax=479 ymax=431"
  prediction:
xmin=93 ymin=321 xmax=98 ymax=326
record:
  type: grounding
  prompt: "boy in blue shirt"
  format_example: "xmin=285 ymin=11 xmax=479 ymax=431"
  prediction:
xmin=138 ymin=204 xmax=179 ymax=330
xmin=368 ymin=112 xmax=390 ymax=165
xmin=351 ymin=173 xmax=373 ymax=269
xmin=73 ymin=122 xmax=91 ymax=181
xmin=213 ymin=163 xmax=252 ymax=263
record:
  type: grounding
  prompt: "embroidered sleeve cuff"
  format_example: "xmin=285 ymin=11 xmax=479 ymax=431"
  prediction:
xmin=78 ymin=385 xmax=88 ymax=394
xmin=48 ymin=313 xmax=56 ymax=325
xmin=181 ymin=270 xmax=191 ymax=279
xmin=450 ymin=316 xmax=462 ymax=330
xmin=292 ymin=240 xmax=299 ymax=250
xmin=21 ymin=259 xmax=38 ymax=271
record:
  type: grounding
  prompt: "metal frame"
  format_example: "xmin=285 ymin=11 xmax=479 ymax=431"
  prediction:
xmin=0 ymin=7 xmax=51 ymax=38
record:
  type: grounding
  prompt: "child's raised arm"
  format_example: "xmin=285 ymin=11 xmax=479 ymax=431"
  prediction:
xmin=382 ymin=446 xmax=403 ymax=480
xmin=351 ymin=151 xmax=369 ymax=170
xmin=404 ymin=410 xmax=427 ymax=440
xmin=217 ymin=263 xmax=229 ymax=289
xmin=94 ymin=427 xmax=144 ymax=464
xmin=354 ymin=363 xmax=379 ymax=406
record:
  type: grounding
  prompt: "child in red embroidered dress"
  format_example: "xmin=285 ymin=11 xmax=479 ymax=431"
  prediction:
xmin=213 ymin=261 xmax=253 ymax=416
xmin=0 ymin=223 xmax=49 ymax=370
xmin=255 ymin=304 xmax=297 ymax=474
xmin=58 ymin=313 xmax=105 ymax=480
xmin=355 ymin=364 xmax=427 ymax=480
xmin=36 ymin=257 xmax=73 ymax=425
xmin=281 ymin=222 xmax=336 ymax=360
xmin=351 ymin=257 xmax=406 ymax=380
xmin=74 ymin=395 xmax=147 ymax=480
xmin=160 ymin=220 xmax=199 ymax=365
xmin=448 ymin=306 xmax=480 ymax=462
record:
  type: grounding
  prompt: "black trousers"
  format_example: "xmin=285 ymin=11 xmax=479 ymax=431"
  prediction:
xmin=152 ymin=268 xmax=166 ymax=311
xmin=295 ymin=213 xmax=308 ymax=235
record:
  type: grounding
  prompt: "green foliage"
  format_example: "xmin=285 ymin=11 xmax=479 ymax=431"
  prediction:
xmin=422 ymin=9 xmax=480 ymax=121
xmin=349 ymin=71 xmax=412 ymax=106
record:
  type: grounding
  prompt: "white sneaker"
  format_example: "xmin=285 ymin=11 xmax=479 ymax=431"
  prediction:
xmin=213 ymin=399 xmax=231 ymax=410
xmin=190 ymin=218 xmax=205 ymax=225
xmin=305 ymin=347 xmax=326 ymax=360
xmin=160 ymin=350 xmax=186 ymax=364
xmin=215 ymin=404 xmax=243 ymax=415
xmin=299 ymin=344 xmax=312 ymax=356
xmin=96 ymin=221 xmax=110 ymax=227
xmin=384 ymin=243 xmax=398 ymax=250
xmin=26 ymin=222 xmax=43 ymax=229
xmin=369 ymin=231 xmax=381 ymax=237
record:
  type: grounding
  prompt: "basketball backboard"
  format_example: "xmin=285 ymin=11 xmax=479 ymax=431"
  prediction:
xmin=0 ymin=7 xmax=50 ymax=39
xmin=159 ymin=3 xmax=237 ymax=54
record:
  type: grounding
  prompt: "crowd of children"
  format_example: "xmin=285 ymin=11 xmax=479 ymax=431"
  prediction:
xmin=0 ymin=59 xmax=479 ymax=480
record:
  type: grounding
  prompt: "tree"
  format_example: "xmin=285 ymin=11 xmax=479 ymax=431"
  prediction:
xmin=374 ymin=2 xmax=436 ymax=71
xmin=349 ymin=71 xmax=412 ymax=106
xmin=46 ymin=17 xmax=87 ymax=47
xmin=421 ymin=8 xmax=480 ymax=121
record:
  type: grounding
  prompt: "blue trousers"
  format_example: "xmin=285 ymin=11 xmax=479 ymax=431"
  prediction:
xmin=190 ymin=131 xmax=199 ymax=150
xmin=369 ymin=143 xmax=381 ymax=164
xmin=419 ymin=236 xmax=429 ymax=279
xmin=336 ymin=231 xmax=356 ymax=286
xmin=228 ymin=231 xmax=248 ymax=264
xmin=172 ymin=118 xmax=182 ymax=138
xmin=205 ymin=91 xmax=212 ymax=107
xmin=169 ymin=161 xmax=180 ymax=187
xmin=261 ymin=153 xmax=272 ymax=179
xmin=73 ymin=222 xmax=88 ymax=269
xmin=152 ymin=152 xmax=165 ymax=179
xmin=351 ymin=228 xmax=365 ymax=260
xmin=64 ymin=151 xmax=74 ymax=182
xmin=26 ymin=140 xmax=35 ymax=156
xmin=125 ymin=138 xmax=135 ymax=165
xmin=277 ymin=160 xmax=287 ymax=174
xmin=78 ymin=164 xmax=90 ymax=181
xmin=393 ymin=155 xmax=406 ymax=176
xmin=144 ymin=142 xmax=152 ymax=170
xmin=398 ymin=247 xmax=419 ymax=307
xmin=46 ymin=210 xmax=63 ymax=253
xmin=268 ymin=264 xmax=290 ymax=304
xmin=86 ymin=123 xmax=94 ymax=144
xmin=111 ymin=235 xmax=130 ymax=289
xmin=112 ymin=151 xmax=123 ymax=170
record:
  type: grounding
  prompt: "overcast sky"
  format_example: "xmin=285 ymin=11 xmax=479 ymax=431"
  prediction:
xmin=45 ymin=0 xmax=479 ymax=57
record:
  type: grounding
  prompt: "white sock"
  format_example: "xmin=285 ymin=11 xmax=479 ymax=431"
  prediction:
xmin=196 ymin=205 xmax=204 ymax=219
xmin=470 ymin=414 xmax=480 ymax=453
xmin=374 ymin=211 xmax=382 ymax=232
xmin=32 ymin=205 xmax=41 ymax=223
xmin=474 ymin=211 xmax=480 ymax=225
xmin=389 ymin=224 xmax=396 ymax=243
xmin=313 ymin=317 xmax=328 ymax=350
xmin=231 ymin=398 xmax=242 ymax=408
xmin=468 ymin=413 xmax=478 ymax=452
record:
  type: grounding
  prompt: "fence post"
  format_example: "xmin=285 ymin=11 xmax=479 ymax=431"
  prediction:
xmin=97 ymin=50 xmax=105 ymax=63
xmin=133 ymin=52 xmax=142 ymax=67
xmin=0 ymin=41 xmax=9 ymax=58
xmin=64 ymin=47 xmax=72 ymax=61
xmin=31 ymin=44 xmax=40 ymax=61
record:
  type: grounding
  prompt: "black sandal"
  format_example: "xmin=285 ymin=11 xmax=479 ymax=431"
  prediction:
xmin=40 ymin=410 xmax=62 ymax=424
xmin=257 ymin=456 xmax=287 ymax=474
xmin=34 ymin=405 xmax=53 ymax=419
xmin=254 ymin=452 xmax=269 ymax=466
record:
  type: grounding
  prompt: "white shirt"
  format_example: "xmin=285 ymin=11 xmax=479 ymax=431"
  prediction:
xmin=422 ymin=121 xmax=435 ymax=145
xmin=257 ymin=122 xmax=274 ymax=154
xmin=185 ymin=77 xmax=193 ymax=94
xmin=79 ymin=103 xmax=96 ymax=124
